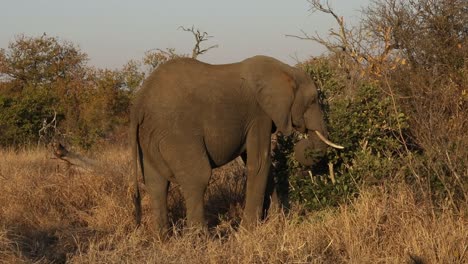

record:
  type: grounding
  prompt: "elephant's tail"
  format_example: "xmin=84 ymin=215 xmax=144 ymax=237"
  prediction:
xmin=131 ymin=118 xmax=142 ymax=227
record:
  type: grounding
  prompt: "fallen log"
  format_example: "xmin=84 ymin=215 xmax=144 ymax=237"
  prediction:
xmin=52 ymin=142 xmax=99 ymax=171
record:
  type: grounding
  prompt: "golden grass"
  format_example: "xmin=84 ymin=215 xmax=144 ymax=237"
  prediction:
xmin=0 ymin=147 xmax=466 ymax=263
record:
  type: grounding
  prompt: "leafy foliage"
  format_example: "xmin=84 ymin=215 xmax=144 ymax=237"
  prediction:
xmin=0 ymin=34 xmax=145 ymax=148
xmin=0 ymin=34 xmax=86 ymax=146
xmin=275 ymin=0 xmax=467 ymax=210
xmin=274 ymin=59 xmax=410 ymax=210
xmin=0 ymin=85 xmax=60 ymax=146
xmin=143 ymin=48 xmax=186 ymax=73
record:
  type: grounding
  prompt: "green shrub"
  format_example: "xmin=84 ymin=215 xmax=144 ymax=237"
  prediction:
xmin=273 ymin=59 xmax=410 ymax=210
xmin=0 ymin=85 xmax=60 ymax=146
xmin=0 ymin=35 xmax=143 ymax=149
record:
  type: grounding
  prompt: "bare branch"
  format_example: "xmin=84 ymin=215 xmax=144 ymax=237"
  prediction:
xmin=288 ymin=1 xmax=352 ymax=57
xmin=286 ymin=29 xmax=345 ymax=54
xmin=38 ymin=110 xmax=59 ymax=146
xmin=289 ymin=0 xmax=409 ymax=79
xmin=52 ymin=142 xmax=99 ymax=171
xmin=179 ymin=26 xmax=218 ymax=59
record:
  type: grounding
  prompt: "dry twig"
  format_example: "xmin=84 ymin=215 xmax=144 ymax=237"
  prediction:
xmin=179 ymin=26 xmax=218 ymax=59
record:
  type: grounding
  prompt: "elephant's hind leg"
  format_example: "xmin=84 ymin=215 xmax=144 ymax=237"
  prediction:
xmin=142 ymin=159 xmax=171 ymax=238
xmin=160 ymin=136 xmax=212 ymax=231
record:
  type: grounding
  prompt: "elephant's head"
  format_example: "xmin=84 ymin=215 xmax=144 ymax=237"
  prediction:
xmin=244 ymin=56 xmax=343 ymax=166
xmin=288 ymin=67 xmax=344 ymax=166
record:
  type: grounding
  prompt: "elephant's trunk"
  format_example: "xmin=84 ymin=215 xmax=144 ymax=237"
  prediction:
xmin=293 ymin=104 xmax=343 ymax=165
xmin=303 ymin=114 xmax=343 ymax=150
xmin=293 ymin=138 xmax=316 ymax=166
xmin=293 ymin=130 xmax=344 ymax=166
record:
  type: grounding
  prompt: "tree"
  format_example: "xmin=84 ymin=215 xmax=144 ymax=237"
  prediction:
xmin=284 ymin=0 xmax=467 ymax=206
xmin=141 ymin=26 xmax=218 ymax=73
xmin=0 ymin=34 xmax=88 ymax=147
xmin=0 ymin=33 xmax=87 ymax=89
xmin=364 ymin=0 xmax=467 ymax=72
xmin=179 ymin=26 xmax=218 ymax=59
xmin=143 ymin=48 xmax=182 ymax=72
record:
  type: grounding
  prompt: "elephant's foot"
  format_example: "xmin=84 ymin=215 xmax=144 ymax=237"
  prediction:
xmin=149 ymin=220 xmax=171 ymax=241
xmin=239 ymin=211 xmax=262 ymax=232
xmin=184 ymin=223 xmax=208 ymax=237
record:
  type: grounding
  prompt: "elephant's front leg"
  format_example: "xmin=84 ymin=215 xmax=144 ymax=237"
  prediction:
xmin=243 ymin=119 xmax=272 ymax=229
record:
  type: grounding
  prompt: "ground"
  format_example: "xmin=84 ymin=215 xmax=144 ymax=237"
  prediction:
xmin=0 ymin=147 xmax=466 ymax=263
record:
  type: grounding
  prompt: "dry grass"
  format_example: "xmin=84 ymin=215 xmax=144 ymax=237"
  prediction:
xmin=0 ymin=147 xmax=466 ymax=263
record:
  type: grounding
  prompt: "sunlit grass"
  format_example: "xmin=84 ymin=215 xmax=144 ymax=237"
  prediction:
xmin=0 ymin=147 xmax=466 ymax=263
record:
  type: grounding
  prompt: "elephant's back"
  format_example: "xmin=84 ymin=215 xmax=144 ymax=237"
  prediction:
xmin=136 ymin=58 xmax=243 ymax=107
xmin=131 ymin=57 xmax=250 ymax=142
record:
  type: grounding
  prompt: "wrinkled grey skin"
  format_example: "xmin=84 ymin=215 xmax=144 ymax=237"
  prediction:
xmin=130 ymin=55 xmax=329 ymax=234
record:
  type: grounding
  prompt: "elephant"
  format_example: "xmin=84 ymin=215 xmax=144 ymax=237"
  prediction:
xmin=130 ymin=55 xmax=343 ymax=235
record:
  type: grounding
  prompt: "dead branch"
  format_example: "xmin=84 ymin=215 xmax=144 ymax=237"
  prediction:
xmin=52 ymin=142 xmax=99 ymax=172
xmin=179 ymin=26 xmax=218 ymax=59
xmin=287 ymin=0 xmax=404 ymax=78
xmin=291 ymin=0 xmax=352 ymax=53
xmin=38 ymin=110 xmax=58 ymax=146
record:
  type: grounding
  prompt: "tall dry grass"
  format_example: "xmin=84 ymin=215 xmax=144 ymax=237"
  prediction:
xmin=0 ymin=147 xmax=466 ymax=263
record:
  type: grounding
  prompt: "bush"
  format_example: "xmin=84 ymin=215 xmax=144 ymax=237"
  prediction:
xmin=275 ymin=0 xmax=467 ymax=210
xmin=0 ymin=85 xmax=60 ymax=146
xmin=0 ymin=35 xmax=144 ymax=149
xmin=274 ymin=59 xmax=410 ymax=210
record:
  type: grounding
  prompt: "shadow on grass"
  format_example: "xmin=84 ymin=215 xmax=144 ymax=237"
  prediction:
xmin=6 ymin=227 xmax=72 ymax=263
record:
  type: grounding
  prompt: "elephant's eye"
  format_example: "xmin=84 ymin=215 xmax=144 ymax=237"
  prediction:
xmin=308 ymin=94 xmax=317 ymax=105
xmin=308 ymin=88 xmax=318 ymax=104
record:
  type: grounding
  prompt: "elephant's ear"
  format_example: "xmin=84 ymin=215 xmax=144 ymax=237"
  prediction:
xmin=249 ymin=72 xmax=295 ymax=136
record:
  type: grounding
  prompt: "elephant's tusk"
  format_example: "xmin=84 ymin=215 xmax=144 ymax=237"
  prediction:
xmin=314 ymin=131 xmax=344 ymax=149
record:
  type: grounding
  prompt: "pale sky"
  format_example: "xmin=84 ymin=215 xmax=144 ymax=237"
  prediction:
xmin=0 ymin=0 xmax=369 ymax=68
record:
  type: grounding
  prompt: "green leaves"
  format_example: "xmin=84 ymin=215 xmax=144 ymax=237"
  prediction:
xmin=0 ymin=34 xmax=144 ymax=148
xmin=0 ymin=85 xmax=59 ymax=146
xmin=273 ymin=59 xmax=410 ymax=210
xmin=2 ymin=34 xmax=87 ymax=86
